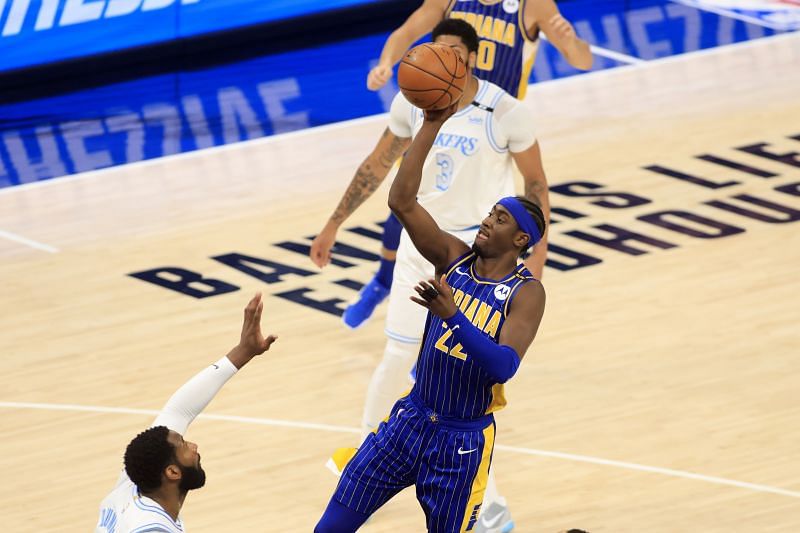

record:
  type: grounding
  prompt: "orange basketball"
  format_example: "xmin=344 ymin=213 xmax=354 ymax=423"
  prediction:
xmin=398 ymin=43 xmax=467 ymax=110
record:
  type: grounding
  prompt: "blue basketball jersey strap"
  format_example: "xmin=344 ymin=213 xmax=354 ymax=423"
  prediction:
xmin=502 ymin=265 xmax=537 ymax=317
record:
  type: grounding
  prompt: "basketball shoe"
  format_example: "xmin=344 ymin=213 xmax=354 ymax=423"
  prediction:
xmin=342 ymin=276 xmax=390 ymax=329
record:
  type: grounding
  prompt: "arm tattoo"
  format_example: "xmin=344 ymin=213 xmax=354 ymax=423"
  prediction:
xmin=524 ymin=179 xmax=547 ymax=210
xmin=331 ymin=129 xmax=408 ymax=224
xmin=331 ymin=163 xmax=382 ymax=224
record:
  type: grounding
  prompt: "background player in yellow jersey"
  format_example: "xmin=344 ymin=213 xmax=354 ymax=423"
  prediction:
xmin=368 ymin=0 xmax=594 ymax=98
xmin=315 ymin=101 xmax=546 ymax=533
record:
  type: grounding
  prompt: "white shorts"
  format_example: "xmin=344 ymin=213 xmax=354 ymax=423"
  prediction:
xmin=384 ymin=226 xmax=478 ymax=343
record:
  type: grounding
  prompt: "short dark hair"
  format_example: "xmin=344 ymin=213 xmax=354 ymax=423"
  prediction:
xmin=124 ymin=426 xmax=175 ymax=492
xmin=514 ymin=196 xmax=546 ymax=256
xmin=432 ymin=18 xmax=479 ymax=54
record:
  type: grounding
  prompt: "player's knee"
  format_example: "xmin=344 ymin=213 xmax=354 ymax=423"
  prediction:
xmin=383 ymin=338 xmax=417 ymax=367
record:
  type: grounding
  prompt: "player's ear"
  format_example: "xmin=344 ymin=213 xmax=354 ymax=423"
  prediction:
xmin=514 ymin=231 xmax=530 ymax=250
xmin=165 ymin=464 xmax=181 ymax=482
xmin=467 ymin=51 xmax=477 ymax=69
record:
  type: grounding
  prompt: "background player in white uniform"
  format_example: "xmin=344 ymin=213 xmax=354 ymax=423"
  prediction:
xmin=95 ymin=294 xmax=277 ymax=533
xmin=310 ymin=20 xmax=549 ymax=530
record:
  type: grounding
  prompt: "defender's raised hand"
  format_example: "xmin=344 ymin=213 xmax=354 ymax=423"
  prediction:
xmin=228 ymin=293 xmax=277 ymax=369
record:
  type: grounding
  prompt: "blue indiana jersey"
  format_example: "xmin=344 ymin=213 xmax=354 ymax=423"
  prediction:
xmin=412 ymin=251 xmax=537 ymax=420
xmin=447 ymin=0 xmax=540 ymax=98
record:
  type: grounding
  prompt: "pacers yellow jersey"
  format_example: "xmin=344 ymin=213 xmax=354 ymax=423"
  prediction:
xmin=446 ymin=0 xmax=540 ymax=98
xmin=412 ymin=251 xmax=537 ymax=419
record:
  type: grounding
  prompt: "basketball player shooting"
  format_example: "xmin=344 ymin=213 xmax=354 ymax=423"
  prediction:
xmin=314 ymin=100 xmax=547 ymax=532
xmin=313 ymin=19 xmax=549 ymax=531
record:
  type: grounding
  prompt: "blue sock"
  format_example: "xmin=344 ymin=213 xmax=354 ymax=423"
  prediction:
xmin=375 ymin=213 xmax=402 ymax=289
xmin=315 ymin=499 xmax=370 ymax=533
xmin=375 ymin=258 xmax=394 ymax=289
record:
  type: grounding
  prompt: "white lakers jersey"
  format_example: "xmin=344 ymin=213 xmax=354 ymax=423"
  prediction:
xmin=388 ymin=79 xmax=537 ymax=231
xmin=96 ymin=472 xmax=185 ymax=533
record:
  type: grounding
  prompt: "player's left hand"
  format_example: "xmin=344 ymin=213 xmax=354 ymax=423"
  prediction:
xmin=410 ymin=274 xmax=457 ymax=319
xmin=239 ymin=293 xmax=278 ymax=356
xmin=548 ymin=14 xmax=576 ymax=41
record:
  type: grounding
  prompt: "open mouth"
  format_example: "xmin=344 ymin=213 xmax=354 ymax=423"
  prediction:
xmin=476 ymin=229 xmax=489 ymax=241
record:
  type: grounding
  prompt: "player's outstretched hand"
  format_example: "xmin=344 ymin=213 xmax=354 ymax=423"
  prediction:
xmin=227 ymin=293 xmax=277 ymax=369
xmin=310 ymin=226 xmax=336 ymax=268
xmin=367 ymin=64 xmax=393 ymax=90
xmin=410 ymin=274 xmax=457 ymax=319
xmin=423 ymin=101 xmax=459 ymax=125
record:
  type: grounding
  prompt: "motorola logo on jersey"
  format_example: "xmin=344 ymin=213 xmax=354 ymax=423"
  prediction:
xmin=433 ymin=133 xmax=479 ymax=156
xmin=0 ymin=0 xmax=200 ymax=37
xmin=493 ymin=284 xmax=511 ymax=301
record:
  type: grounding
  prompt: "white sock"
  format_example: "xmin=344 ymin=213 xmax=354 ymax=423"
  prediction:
xmin=360 ymin=338 xmax=419 ymax=442
xmin=482 ymin=466 xmax=507 ymax=509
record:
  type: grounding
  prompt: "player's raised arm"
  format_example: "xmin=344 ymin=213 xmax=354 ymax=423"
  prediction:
xmin=367 ymin=0 xmax=450 ymax=90
xmin=388 ymin=104 xmax=469 ymax=273
xmin=150 ymin=293 xmax=277 ymax=436
xmin=310 ymin=128 xmax=410 ymax=268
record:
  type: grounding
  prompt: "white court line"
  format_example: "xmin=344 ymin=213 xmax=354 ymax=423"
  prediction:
xmin=539 ymin=33 xmax=646 ymax=64
xmin=670 ymin=0 xmax=798 ymax=30
xmin=0 ymin=30 xmax=797 ymax=200
xmin=2 ymin=400 xmax=799 ymax=499
xmin=0 ymin=229 xmax=59 ymax=253
xmin=497 ymin=444 xmax=800 ymax=500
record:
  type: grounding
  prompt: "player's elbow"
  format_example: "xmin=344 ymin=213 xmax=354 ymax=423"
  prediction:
xmin=387 ymin=194 xmax=411 ymax=219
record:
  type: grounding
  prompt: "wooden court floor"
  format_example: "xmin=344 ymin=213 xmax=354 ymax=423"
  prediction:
xmin=1 ymin=33 xmax=799 ymax=532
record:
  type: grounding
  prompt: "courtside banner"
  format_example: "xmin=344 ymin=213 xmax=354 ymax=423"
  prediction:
xmin=0 ymin=0 xmax=386 ymax=74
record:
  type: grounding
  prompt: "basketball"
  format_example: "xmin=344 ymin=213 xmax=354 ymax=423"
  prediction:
xmin=397 ymin=43 xmax=467 ymax=110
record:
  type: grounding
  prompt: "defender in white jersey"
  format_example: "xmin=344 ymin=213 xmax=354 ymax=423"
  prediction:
xmin=310 ymin=20 xmax=550 ymax=530
xmin=95 ymin=294 xmax=277 ymax=533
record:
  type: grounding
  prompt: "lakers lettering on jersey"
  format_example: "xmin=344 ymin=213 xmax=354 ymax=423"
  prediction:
xmin=413 ymin=251 xmax=536 ymax=420
xmin=388 ymin=79 xmax=537 ymax=231
xmin=447 ymin=0 xmax=540 ymax=98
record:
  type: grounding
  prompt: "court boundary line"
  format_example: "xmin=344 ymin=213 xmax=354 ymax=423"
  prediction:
xmin=669 ymin=0 xmax=799 ymax=30
xmin=2 ymin=400 xmax=799 ymax=500
xmin=0 ymin=229 xmax=59 ymax=253
xmin=539 ymin=33 xmax=646 ymax=64
xmin=0 ymin=31 xmax=797 ymax=200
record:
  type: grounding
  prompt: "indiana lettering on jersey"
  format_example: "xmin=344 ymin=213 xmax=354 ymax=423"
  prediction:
xmin=433 ymin=133 xmax=479 ymax=156
xmin=0 ymin=0 xmax=200 ymax=36
xmin=434 ymin=288 xmax=502 ymax=361
xmin=449 ymin=11 xmax=517 ymax=48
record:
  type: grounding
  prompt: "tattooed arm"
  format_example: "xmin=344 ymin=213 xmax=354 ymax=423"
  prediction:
xmin=310 ymin=127 xmax=411 ymax=268
xmin=512 ymin=141 xmax=550 ymax=280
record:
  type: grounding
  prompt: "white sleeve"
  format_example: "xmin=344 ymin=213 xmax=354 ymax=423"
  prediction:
xmin=388 ymin=92 xmax=414 ymax=138
xmin=150 ymin=355 xmax=238 ymax=435
xmin=495 ymin=96 xmax=537 ymax=153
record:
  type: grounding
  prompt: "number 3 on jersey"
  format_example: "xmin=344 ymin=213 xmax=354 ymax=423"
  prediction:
xmin=434 ymin=324 xmax=467 ymax=361
xmin=435 ymin=152 xmax=454 ymax=191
